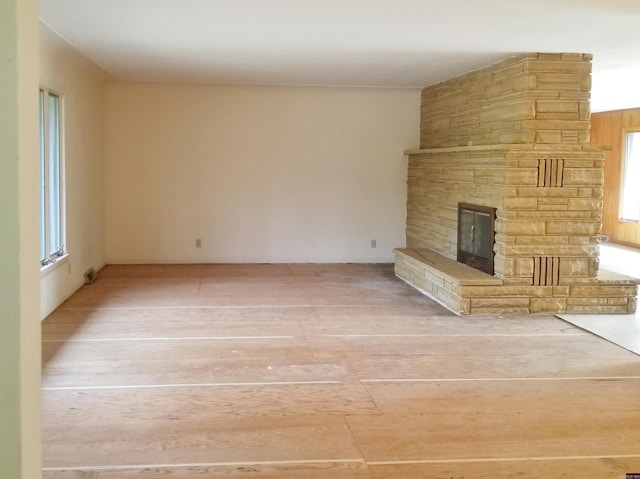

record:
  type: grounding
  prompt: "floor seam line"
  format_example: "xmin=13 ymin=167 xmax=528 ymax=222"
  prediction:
xmin=42 ymin=380 xmax=344 ymax=391
xmin=360 ymin=376 xmax=640 ymax=383
xmin=368 ymin=453 xmax=640 ymax=465
xmin=42 ymin=458 xmax=367 ymax=471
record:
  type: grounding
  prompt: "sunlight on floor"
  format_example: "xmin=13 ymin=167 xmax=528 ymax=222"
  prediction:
xmin=599 ymin=243 xmax=640 ymax=281
xmin=558 ymin=243 xmax=640 ymax=356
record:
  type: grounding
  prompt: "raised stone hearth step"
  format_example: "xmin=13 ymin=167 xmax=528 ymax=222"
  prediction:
xmin=394 ymin=248 xmax=502 ymax=286
xmin=394 ymin=247 xmax=638 ymax=316
xmin=394 ymin=247 xmax=502 ymax=315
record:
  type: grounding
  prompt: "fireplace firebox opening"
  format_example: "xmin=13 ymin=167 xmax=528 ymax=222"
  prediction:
xmin=457 ymin=203 xmax=496 ymax=275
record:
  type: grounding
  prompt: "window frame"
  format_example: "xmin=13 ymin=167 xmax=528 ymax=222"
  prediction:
xmin=39 ymin=86 xmax=66 ymax=268
xmin=620 ymin=130 xmax=640 ymax=224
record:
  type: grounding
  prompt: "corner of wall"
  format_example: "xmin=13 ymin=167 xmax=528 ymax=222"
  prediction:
xmin=39 ymin=21 xmax=113 ymax=319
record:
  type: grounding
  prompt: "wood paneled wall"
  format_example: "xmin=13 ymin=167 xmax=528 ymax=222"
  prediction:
xmin=591 ymin=108 xmax=640 ymax=246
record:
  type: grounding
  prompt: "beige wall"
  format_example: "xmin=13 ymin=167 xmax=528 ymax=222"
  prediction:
xmin=105 ymin=83 xmax=419 ymax=263
xmin=1 ymin=0 xmax=41 ymax=477
xmin=39 ymin=22 xmax=112 ymax=318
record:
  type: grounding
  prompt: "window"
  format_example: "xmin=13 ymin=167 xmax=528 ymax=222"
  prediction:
xmin=621 ymin=131 xmax=640 ymax=223
xmin=621 ymin=131 xmax=640 ymax=222
xmin=39 ymin=88 xmax=65 ymax=266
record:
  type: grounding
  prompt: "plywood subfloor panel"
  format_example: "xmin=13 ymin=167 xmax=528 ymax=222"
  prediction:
xmin=42 ymin=263 xmax=640 ymax=478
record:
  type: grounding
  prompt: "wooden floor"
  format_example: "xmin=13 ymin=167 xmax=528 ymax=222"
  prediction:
xmin=42 ymin=263 xmax=640 ymax=478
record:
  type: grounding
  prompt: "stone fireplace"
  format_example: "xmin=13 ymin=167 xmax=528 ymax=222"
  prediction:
xmin=394 ymin=53 xmax=638 ymax=315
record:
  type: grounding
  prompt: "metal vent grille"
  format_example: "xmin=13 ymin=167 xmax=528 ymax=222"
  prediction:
xmin=533 ymin=257 xmax=560 ymax=286
xmin=537 ymin=158 xmax=564 ymax=187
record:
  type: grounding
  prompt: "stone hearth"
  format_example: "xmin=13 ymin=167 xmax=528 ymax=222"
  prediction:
xmin=395 ymin=53 xmax=638 ymax=315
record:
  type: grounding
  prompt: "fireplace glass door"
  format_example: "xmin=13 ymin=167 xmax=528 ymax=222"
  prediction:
xmin=457 ymin=203 xmax=496 ymax=275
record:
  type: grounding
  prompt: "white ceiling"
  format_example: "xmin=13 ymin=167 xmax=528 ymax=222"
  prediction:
xmin=40 ymin=0 xmax=640 ymax=112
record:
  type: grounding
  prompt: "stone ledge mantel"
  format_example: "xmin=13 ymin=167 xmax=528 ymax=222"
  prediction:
xmin=403 ymin=143 xmax=605 ymax=156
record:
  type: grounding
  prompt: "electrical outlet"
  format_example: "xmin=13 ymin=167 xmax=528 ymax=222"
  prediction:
xmin=371 ymin=239 xmax=377 ymax=248
xmin=195 ymin=238 xmax=202 ymax=248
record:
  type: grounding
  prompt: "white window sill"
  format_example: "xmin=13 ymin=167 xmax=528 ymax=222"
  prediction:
xmin=40 ymin=253 xmax=70 ymax=278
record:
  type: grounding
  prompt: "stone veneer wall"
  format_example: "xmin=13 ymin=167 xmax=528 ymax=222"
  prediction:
xmin=420 ymin=53 xmax=592 ymax=148
xmin=398 ymin=53 xmax=638 ymax=314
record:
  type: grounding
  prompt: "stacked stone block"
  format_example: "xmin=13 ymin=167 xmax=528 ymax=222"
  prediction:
xmin=397 ymin=52 xmax=638 ymax=315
